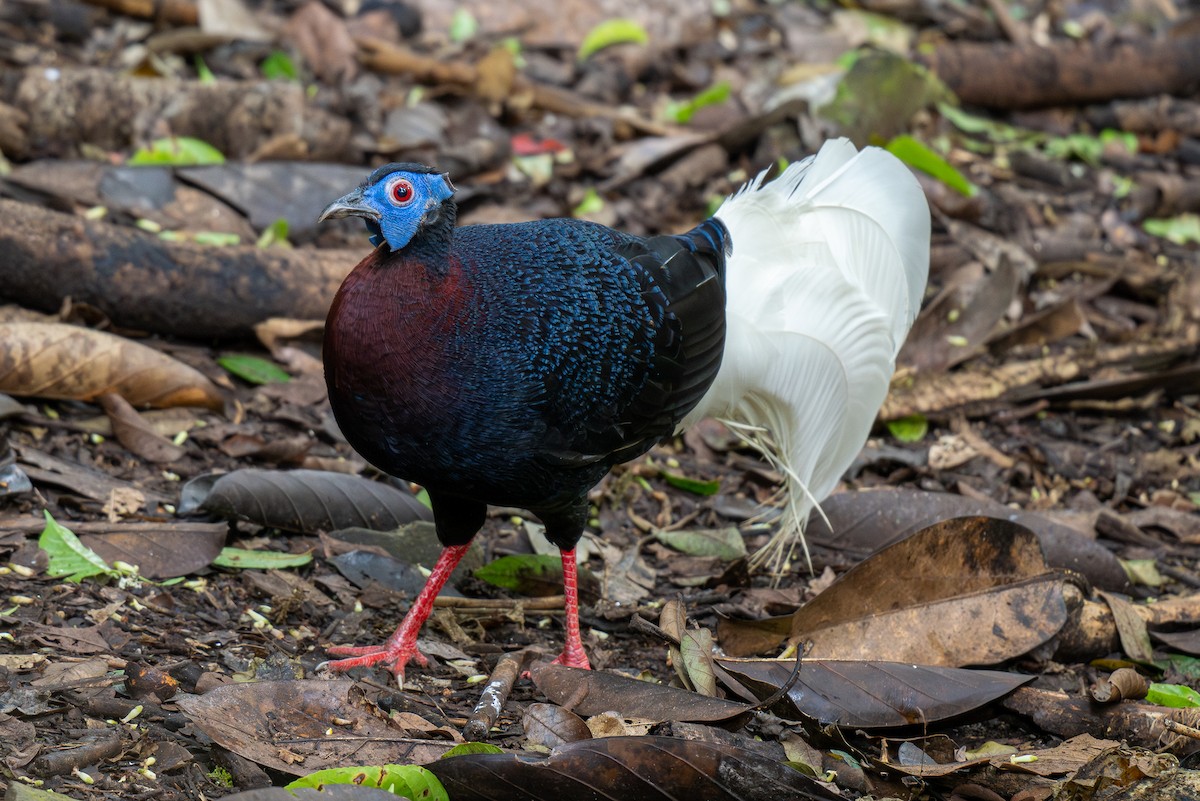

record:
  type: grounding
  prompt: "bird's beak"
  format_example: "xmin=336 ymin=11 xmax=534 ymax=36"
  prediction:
xmin=317 ymin=187 xmax=381 ymax=223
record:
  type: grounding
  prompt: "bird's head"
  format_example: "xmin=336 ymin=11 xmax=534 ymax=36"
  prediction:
xmin=318 ymin=163 xmax=456 ymax=251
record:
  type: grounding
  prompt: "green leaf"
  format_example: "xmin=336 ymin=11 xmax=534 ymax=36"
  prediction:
xmin=38 ymin=510 xmax=114 ymax=582
xmin=415 ymin=487 xmax=432 ymax=509
xmin=441 ymin=742 xmax=505 ymax=756
xmin=212 ymin=547 xmax=312 ymax=570
xmin=663 ymin=81 xmax=731 ymax=124
xmin=937 ymin=102 xmax=1026 ymax=144
xmin=1121 ymin=558 xmax=1166 ymax=587
xmin=128 ymin=137 xmax=226 ymax=167
xmin=1144 ymin=214 xmax=1200 ymax=245
xmin=887 ymin=413 xmax=928 ymax=443
xmin=886 ymin=135 xmax=976 ymax=196
xmin=260 ymin=50 xmax=299 ymax=81
xmin=653 ymin=527 xmax=746 ymax=560
xmin=1146 ymin=682 xmax=1200 ymax=708
xmin=661 ymin=472 xmax=720 ymax=496
xmin=473 ymin=554 xmax=562 ymax=594
xmin=449 ymin=8 xmax=478 ymax=43
xmin=255 ymin=218 xmax=290 ymax=249
xmin=288 ymin=765 xmax=448 ymax=800
xmin=578 ymin=18 xmax=648 ymax=61
xmin=1157 ymin=653 xmax=1200 ymax=680
xmin=217 ymin=354 xmax=291 ymax=385
xmin=190 ymin=231 xmax=241 ymax=247
xmin=194 ymin=55 xmax=216 ymax=84
xmin=572 ymin=188 xmax=605 ymax=218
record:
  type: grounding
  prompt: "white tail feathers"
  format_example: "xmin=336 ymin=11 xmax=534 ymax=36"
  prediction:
xmin=682 ymin=138 xmax=931 ymax=573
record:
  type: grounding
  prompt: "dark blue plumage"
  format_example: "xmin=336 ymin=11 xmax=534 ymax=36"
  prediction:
xmin=320 ymin=163 xmax=727 ymax=678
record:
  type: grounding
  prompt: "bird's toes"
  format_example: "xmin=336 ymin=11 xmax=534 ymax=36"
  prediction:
xmin=550 ymin=648 xmax=592 ymax=671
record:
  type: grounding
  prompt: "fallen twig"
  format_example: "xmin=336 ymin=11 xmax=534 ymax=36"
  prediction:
xmin=462 ymin=650 xmax=530 ymax=742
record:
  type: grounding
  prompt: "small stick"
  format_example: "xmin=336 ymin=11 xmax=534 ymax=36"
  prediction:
xmin=434 ymin=596 xmax=565 ymax=610
xmin=462 ymin=650 xmax=529 ymax=742
xmin=33 ymin=737 xmax=124 ymax=777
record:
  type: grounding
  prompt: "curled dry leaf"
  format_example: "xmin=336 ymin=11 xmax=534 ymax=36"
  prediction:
xmin=98 ymin=393 xmax=188 ymax=463
xmin=0 ymin=322 xmax=223 ymax=410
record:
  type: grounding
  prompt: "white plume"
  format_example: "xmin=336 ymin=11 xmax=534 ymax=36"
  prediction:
xmin=681 ymin=138 xmax=931 ymax=573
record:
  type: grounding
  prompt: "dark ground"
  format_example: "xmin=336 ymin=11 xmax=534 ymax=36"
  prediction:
xmin=2 ymin=0 xmax=1200 ymax=799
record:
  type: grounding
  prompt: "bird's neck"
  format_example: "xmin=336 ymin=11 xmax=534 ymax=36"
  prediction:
xmin=401 ymin=200 xmax=458 ymax=266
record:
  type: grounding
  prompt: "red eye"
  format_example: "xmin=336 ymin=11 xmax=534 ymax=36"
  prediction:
xmin=389 ymin=179 xmax=414 ymax=205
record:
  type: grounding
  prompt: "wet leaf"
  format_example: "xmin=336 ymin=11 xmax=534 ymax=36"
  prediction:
xmin=38 ymin=511 xmax=114 ymax=582
xmin=212 ymin=547 xmax=312 ymax=569
xmin=218 ymin=354 xmax=292 ymax=385
xmin=788 ymin=517 xmax=1068 ymax=667
xmin=578 ymin=18 xmax=648 ymax=61
xmin=426 ymin=735 xmax=841 ymax=801
xmin=653 ymin=527 xmax=745 ymax=559
xmin=178 ymin=469 xmax=432 ymax=533
xmin=474 ymin=554 xmax=563 ymax=596
xmin=0 ymin=323 xmax=224 ymax=410
xmin=288 ymin=765 xmax=447 ymax=799
xmin=128 ymin=136 xmax=226 ymax=166
xmin=718 ymin=658 xmax=1033 ymax=728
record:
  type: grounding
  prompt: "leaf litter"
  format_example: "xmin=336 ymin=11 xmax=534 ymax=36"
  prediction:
xmin=3 ymin=0 xmax=1200 ymax=799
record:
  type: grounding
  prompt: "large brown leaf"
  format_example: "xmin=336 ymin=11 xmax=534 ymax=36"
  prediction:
xmin=426 ymin=735 xmax=842 ymax=801
xmin=717 ymin=658 xmax=1033 ymax=728
xmin=788 ymin=517 xmax=1069 ymax=667
xmin=805 ymin=487 xmax=1130 ymax=591
xmin=0 ymin=322 xmax=223 ymax=410
xmin=532 ymin=664 xmax=751 ymax=725
xmin=175 ymin=680 xmax=453 ymax=774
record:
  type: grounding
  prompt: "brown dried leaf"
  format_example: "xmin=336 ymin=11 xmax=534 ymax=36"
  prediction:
xmin=531 ymin=664 xmax=751 ymax=725
xmin=98 ymin=393 xmax=188 ymax=463
xmin=0 ymin=322 xmax=223 ymax=410
xmin=522 ymin=703 xmax=592 ymax=750
xmin=283 ymin=1 xmax=357 ymax=83
xmin=805 ymin=488 xmax=1130 ymax=592
xmin=175 ymin=680 xmax=454 ymax=774
xmin=789 ymin=517 xmax=1069 ymax=667
xmin=82 ymin=521 xmax=226 ymax=579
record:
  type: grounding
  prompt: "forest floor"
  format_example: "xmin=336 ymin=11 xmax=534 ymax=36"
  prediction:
xmin=2 ymin=0 xmax=1200 ymax=799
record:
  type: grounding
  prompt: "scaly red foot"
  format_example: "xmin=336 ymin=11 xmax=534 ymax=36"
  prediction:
xmin=325 ymin=635 xmax=428 ymax=681
xmin=552 ymin=548 xmax=592 ymax=670
xmin=323 ymin=544 xmax=470 ymax=684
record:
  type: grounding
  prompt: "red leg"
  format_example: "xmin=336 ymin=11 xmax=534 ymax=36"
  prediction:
xmin=550 ymin=548 xmax=592 ymax=669
xmin=325 ymin=544 xmax=471 ymax=682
